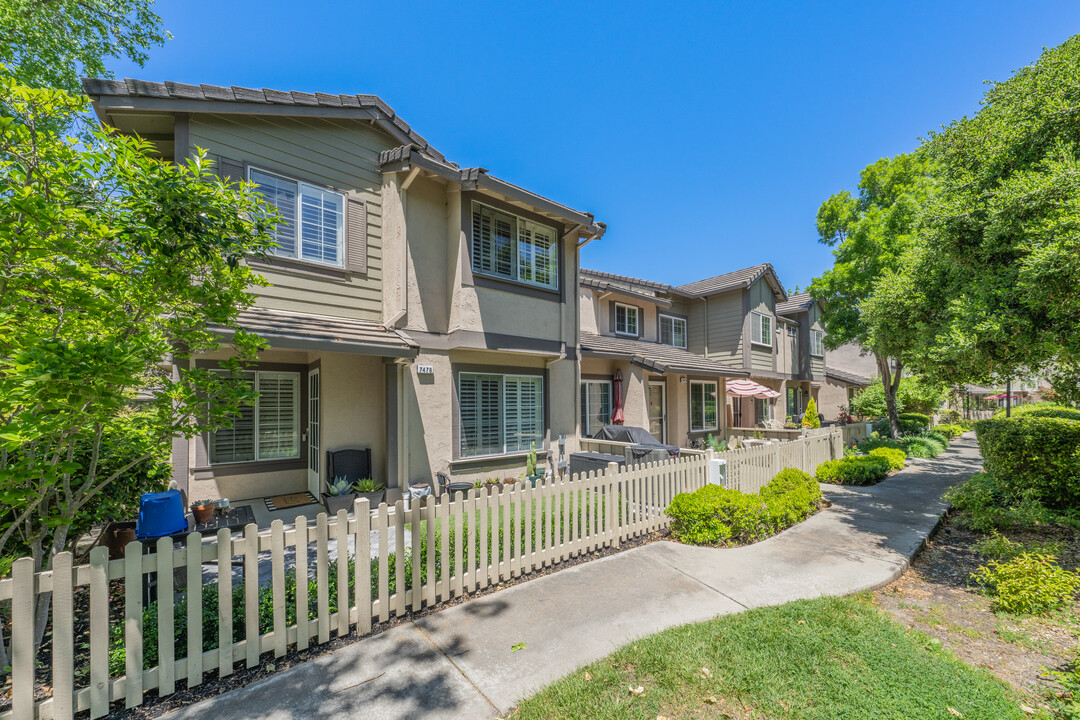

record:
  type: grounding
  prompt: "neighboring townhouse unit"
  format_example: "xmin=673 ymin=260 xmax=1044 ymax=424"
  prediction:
xmin=820 ymin=342 xmax=876 ymax=421
xmin=578 ymin=270 xmax=746 ymax=446
xmin=85 ymin=79 xmax=604 ymax=503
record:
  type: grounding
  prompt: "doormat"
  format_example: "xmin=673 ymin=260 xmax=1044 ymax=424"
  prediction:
xmin=265 ymin=492 xmax=319 ymax=512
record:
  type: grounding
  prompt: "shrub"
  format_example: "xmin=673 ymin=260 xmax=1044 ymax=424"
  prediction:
xmin=666 ymin=469 xmax=822 ymax=546
xmin=970 ymin=552 xmax=1080 ymax=615
xmin=899 ymin=412 xmax=932 ymax=429
xmin=932 ymin=424 xmax=964 ymax=439
xmin=972 ymin=531 xmax=1063 ymax=561
xmin=943 ymin=472 xmax=1058 ymax=532
xmin=815 ymin=455 xmax=891 ymax=485
xmin=871 ymin=415 xmax=930 ymax=436
xmin=868 ymin=447 xmax=906 ymax=471
xmin=899 ymin=432 xmax=947 ymax=458
xmin=848 ymin=376 xmax=947 ymax=417
xmin=975 ymin=416 xmax=1080 ymax=508
xmin=857 ymin=433 xmax=904 ymax=453
xmin=801 ymin=397 xmax=820 ymax=428
xmin=940 ymin=409 xmax=962 ymax=424
xmin=994 ymin=402 xmax=1080 ymax=421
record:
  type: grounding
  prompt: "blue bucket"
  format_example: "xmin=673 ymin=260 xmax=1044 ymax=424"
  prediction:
xmin=135 ymin=490 xmax=188 ymax=539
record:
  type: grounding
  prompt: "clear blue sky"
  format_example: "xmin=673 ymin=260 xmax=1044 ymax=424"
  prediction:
xmin=108 ymin=1 xmax=1080 ymax=290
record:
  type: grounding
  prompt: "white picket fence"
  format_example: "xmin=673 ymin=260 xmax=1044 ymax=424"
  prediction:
xmin=0 ymin=429 xmax=842 ymax=720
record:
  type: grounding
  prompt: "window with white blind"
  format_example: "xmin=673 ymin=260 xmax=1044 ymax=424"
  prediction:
xmin=690 ymin=381 xmax=718 ymax=432
xmin=615 ymin=303 xmax=638 ymax=336
xmin=659 ymin=314 xmax=687 ymax=348
xmin=472 ymin=202 xmax=558 ymax=289
xmin=249 ymin=167 xmax=344 ymax=267
xmin=810 ymin=329 xmax=825 ymax=356
xmin=210 ymin=370 xmax=300 ymax=464
xmin=580 ymin=380 xmax=612 ymax=438
xmin=751 ymin=311 xmax=773 ymax=347
xmin=459 ymin=372 xmax=544 ymax=457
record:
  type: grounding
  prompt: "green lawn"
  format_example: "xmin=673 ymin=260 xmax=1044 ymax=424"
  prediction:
xmin=513 ymin=595 xmax=1041 ymax=720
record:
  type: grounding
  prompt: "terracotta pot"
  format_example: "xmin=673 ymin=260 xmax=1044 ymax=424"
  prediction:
xmin=101 ymin=522 xmax=137 ymax=560
xmin=191 ymin=503 xmax=215 ymax=523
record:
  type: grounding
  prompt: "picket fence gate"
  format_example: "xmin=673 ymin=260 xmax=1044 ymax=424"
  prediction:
xmin=0 ymin=430 xmax=842 ymax=720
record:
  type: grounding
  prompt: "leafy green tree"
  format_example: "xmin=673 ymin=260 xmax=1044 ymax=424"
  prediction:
xmin=849 ymin=376 xmax=947 ymax=418
xmin=882 ymin=36 xmax=1080 ymax=385
xmin=0 ymin=74 xmax=274 ymax=659
xmin=810 ymin=154 xmax=935 ymax=437
xmin=0 ymin=0 xmax=167 ymax=93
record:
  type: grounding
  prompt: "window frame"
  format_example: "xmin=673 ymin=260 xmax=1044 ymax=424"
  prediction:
xmin=787 ymin=325 xmax=798 ymax=338
xmin=659 ymin=313 xmax=687 ymax=349
xmin=470 ymin=201 xmax=559 ymax=291
xmin=750 ymin=311 xmax=773 ymax=347
xmin=614 ymin=302 xmax=640 ymax=337
xmin=810 ymin=329 xmax=825 ymax=357
xmin=580 ymin=379 xmax=613 ymax=438
xmin=457 ymin=371 xmax=546 ymax=459
xmin=248 ymin=166 xmax=346 ymax=269
xmin=755 ymin=397 xmax=771 ymax=423
xmin=689 ymin=380 xmax=719 ymax=432
xmin=209 ymin=369 xmax=301 ymax=466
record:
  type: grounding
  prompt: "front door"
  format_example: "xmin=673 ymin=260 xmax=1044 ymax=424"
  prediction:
xmin=648 ymin=381 xmax=666 ymax=443
xmin=307 ymin=367 xmax=321 ymax=496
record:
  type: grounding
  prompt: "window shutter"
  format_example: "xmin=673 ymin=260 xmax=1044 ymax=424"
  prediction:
xmin=217 ymin=156 xmax=246 ymax=184
xmin=347 ymin=197 xmax=367 ymax=273
xmin=256 ymin=372 xmax=299 ymax=460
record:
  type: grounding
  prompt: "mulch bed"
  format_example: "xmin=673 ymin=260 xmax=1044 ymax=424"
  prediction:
xmin=2 ymin=529 xmax=669 ymax=719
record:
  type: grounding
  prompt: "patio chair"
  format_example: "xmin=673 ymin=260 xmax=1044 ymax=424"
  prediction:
xmin=435 ymin=471 xmax=473 ymax=497
xmin=325 ymin=448 xmax=372 ymax=489
xmin=761 ymin=419 xmax=785 ymax=431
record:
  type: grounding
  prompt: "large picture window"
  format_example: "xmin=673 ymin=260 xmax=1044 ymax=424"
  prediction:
xmin=580 ymin=380 xmax=612 ymax=438
xmin=471 ymin=202 xmax=558 ymax=289
xmin=615 ymin=303 xmax=639 ymax=336
xmin=249 ymin=167 xmax=344 ymax=267
xmin=751 ymin=311 xmax=773 ymax=347
xmin=659 ymin=314 xmax=687 ymax=348
xmin=690 ymin=381 xmax=718 ymax=432
xmin=210 ymin=370 xmax=300 ymax=464
xmin=459 ymin=372 xmax=544 ymax=457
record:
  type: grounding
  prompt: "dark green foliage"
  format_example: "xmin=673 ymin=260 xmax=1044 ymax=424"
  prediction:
xmin=666 ymin=470 xmax=822 ymax=546
xmin=975 ymin=416 xmax=1080 ymax=509
xmin=943 ymin=472 xmax=1060 ymax=532
xmin=872 ymin=414 xmax=930 ymax=436
xmin=815 ymin=455 xmax=891 ymax=485
xmin=857 ymin=434 xmax=904 ymax=453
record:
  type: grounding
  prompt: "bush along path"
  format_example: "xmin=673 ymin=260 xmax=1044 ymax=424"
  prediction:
xmin=131 ymin=435 xmax=987 ymax=720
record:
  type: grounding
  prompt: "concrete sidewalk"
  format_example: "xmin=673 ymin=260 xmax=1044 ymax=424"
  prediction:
xmin=164 ymin=435 xmax=983 ymax=720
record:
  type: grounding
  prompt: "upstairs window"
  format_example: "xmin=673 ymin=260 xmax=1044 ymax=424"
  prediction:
xmin=249 ymin=167 xmax=344 ymax=267
xmin=472 ymin=202 xmax=558 ymax=289
xmin=659 ymin=315 xmax=687 ymax=348
xmin=751 ymin=311 xmax=773 ymax=347
xmin=810 ymin=329 xmax=825 ymax=356
xmin=787 ymin=325 xmax=798 ymax=338
xmin=615 ymin=303 xmax=639 ymax=336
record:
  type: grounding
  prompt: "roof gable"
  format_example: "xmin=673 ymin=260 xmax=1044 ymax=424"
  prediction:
xmin=676 ymin=263 xmax=788 ymax=301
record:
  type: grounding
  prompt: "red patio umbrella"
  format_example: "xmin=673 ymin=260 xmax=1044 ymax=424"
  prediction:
xmin=611 ymin=369 xmax=625 ymax=424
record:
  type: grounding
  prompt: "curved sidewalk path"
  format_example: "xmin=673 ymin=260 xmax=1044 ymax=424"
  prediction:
xmin=167 ymin=435 xmax=982 ymax=720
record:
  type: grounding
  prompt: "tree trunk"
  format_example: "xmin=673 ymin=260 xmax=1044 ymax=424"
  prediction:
xmin=875 ymin=353 xmax=903 ymax=439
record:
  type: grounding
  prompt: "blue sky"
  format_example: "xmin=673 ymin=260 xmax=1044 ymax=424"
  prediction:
xmin=108 ymin=1 xmax=1080 ymax=290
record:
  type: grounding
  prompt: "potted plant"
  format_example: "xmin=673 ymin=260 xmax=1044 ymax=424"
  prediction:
xmin=100 ymin=521 xmax=137 ymax=559
xmin=525 ymin=442 xmax=543 ymax=486
xmin=354 ymin=478 xmax=385 ymax=508
xmin=323 ymin=476 xmax=358 ymax=514
xmin=190 ymin=499 xmax=215 ymax=523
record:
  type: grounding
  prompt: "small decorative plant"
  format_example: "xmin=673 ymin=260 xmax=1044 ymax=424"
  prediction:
xmin=526 ymin=441 xmax=538 ymax=477
xmin=473 ymin=479 xmax=484 ymax=489
xmin=753 ymin=430 xmax=764 ymax=440
xmin=327 ymin=477 xmax=354 ymax=496
xmin=801 ymin=397 xmax=821 ymax=428
xmin=354 ymin=478 xmax=383 ymax=493
xmin=705 ymin=433 xmax=727 ymax=452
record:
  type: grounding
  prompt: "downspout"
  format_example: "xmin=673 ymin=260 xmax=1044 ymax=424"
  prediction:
xmin=385 ymin=166 xmax=420 ymax=330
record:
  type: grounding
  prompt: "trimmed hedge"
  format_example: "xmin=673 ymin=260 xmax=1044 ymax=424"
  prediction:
xmin=815 ymin=455 xmax=891 ymax=485
xmin=975 ymin=416 xmax=1080 ymax=509
xmin=871 ymin=412 xmax=932 ymax=436
xmin=932 ymin=424 xmax=965 ymax=438
xmin=666 ymin=468 xmax=822 ymax=546
xmin=868 ymin=447 xmax=906 ymax=471
xmin=994 ymin=402 xmax=1080 ymax=422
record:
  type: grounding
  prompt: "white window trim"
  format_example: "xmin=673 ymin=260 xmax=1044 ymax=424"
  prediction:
xmin=810 ymin=329 xmax=825 ymax=357
xmin=580 ymin=379 xmax=613 ymax=436
xmin=471 ymin=201 xmax=559 ymax=290
xmin=751 ymin=311 xmax=773 ymax=348
xmin=690 ymin=380 xmax=719 ymax=432
xmin=458 ymin=371 xmax=545 ymax=459
xmin=659 ymin=314 xmax=687 ymax=349
xmin=209 ymin=369 xmax=301 ymax=465
xmin=248 ymin=166 xmax=346 ymax=268
xmin=615 ymin=302 xmax=639 ymax=337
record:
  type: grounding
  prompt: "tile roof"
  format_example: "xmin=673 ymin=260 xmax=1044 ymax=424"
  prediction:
xmin=580 ymin=333 xmax=747 ymax=377
xmin=216 ymin=307 xmax=418 ymax=358
xmin=776 ymin=292 xmax=816 ymax=316
xmin=675 ymin=263 xmax=787 ymax=300
xmin=580 ymin=268 xmax=680 ymax=295
xmin=825 ymin=367 xmax=873 ymax=386
xmin=81 ymin=78 xmax=449 ymax=164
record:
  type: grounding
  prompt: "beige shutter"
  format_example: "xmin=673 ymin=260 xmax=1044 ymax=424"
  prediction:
xmin=347 ymin=197 xmax=367 ymax=273
xmin=216 ymin=156 xmax=246 ymax=184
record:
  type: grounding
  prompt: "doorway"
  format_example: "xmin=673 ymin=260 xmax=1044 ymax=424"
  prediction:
xmin=648 ymin=381 xmax=667 ymax=443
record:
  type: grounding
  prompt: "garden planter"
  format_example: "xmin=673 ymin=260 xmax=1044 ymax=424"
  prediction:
xmin=190 ymin=502 xmax=215 ymax=523
xmin=357 ymin=490 xmax=385 ymax=508
xmin=101 ymin=521 xmax=137 ymax=560
xmin=323 ymin=492 xmax=358 ymax=515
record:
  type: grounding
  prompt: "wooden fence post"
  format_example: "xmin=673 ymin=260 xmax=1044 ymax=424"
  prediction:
xmin=11 ymin=556 xmax=34 ymax=720
xmin=606 ymin=461 xmax=620 ymax=549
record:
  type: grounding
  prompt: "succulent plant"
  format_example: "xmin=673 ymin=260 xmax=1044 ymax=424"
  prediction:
xmin=355 ymin=477 xmax=384 ymax=493
xmin=326 ymin=477 xmax=354 ymax=496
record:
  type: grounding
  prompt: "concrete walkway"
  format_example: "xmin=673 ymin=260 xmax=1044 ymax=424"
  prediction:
xmin=164 ymin=435 xmax=982 ymax=720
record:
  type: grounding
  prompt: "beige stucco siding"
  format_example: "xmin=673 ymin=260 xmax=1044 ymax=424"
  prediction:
xmin=189 ymin=113 xmax=391 ymax=321
xmin=580 ymin=289 xmax=599 ymax=334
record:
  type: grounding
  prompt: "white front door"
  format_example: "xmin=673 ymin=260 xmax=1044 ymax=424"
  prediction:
xmin=648 ymin=381 xmax=666 ymax=443
xmin=307 ymin=367 xmax=321 ymax=496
